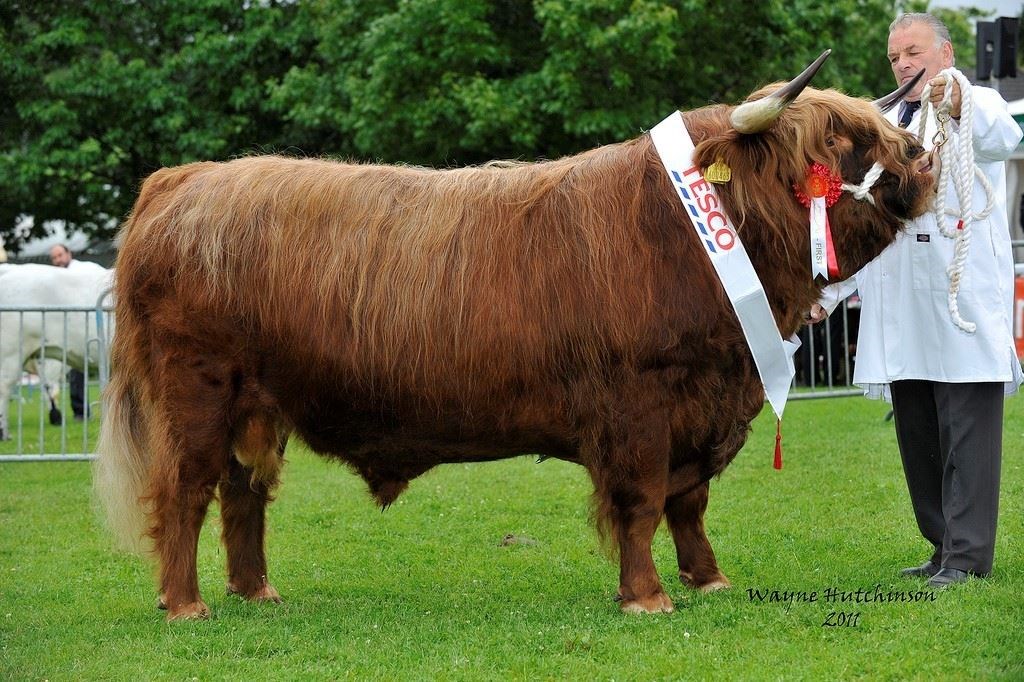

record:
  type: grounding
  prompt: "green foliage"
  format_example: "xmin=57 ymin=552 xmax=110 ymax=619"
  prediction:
xmin=0 ymin=0 xmax=998 ymax=249
xmin=2 ymin=397 xmax=1023 ymax=678
xmin=0 ymin=0 xmax=312 ymax=248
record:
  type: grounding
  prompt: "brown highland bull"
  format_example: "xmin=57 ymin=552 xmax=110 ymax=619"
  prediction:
xmin=95 ymin=55 xmax=936 ymax=619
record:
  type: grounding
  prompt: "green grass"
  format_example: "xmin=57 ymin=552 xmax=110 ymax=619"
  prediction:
xmin=1 ymin=396 xmax=1023 ymax=680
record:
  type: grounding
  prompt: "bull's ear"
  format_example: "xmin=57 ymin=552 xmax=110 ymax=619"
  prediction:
xmin=730 ymin=50 xmax=831 ymax=134
xmin=872 ymin=69 xmax=925 ymax=113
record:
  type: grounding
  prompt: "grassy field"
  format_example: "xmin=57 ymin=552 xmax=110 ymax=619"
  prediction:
xmin=1 ymin=395 xmax=1023 ymax=680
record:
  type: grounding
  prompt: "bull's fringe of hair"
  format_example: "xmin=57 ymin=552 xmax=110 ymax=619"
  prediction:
xmin=592 ymin=492 xmax=626 ymax=561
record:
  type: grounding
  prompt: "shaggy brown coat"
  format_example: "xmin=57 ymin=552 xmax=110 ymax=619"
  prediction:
xmin=95 ymin=85 xmax=934 ymax=619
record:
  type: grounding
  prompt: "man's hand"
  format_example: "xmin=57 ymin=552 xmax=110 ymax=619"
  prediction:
xmin=928 ymin=76 xmax=961 ymax=119
xmin=804 ymin=304 xmax=827 ymax=324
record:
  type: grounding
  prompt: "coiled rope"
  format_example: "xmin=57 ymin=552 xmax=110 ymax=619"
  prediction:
xmin=915 ymin=67 xmax=995 ymax=333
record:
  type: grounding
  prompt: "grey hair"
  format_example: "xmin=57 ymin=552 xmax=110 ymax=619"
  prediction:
xmin=889 ymin=13 xmax=952 ymax=48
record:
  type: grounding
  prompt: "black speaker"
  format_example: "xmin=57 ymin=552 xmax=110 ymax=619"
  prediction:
xmin=977 ymin=21 xmax=996 ymax=81
xmin=994 ymin=16 xmax=1018 ymax=79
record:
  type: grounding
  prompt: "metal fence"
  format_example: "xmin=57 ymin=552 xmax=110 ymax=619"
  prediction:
xmin=792 ymin=239 xmax=1024 ymax=400
xmin=792 ymin=298 xmax=862 ymax=400
xmin=0 ymin=290 xmax=113 ymax=462
xmin=0 ymin=291 xmax=864 ymax=463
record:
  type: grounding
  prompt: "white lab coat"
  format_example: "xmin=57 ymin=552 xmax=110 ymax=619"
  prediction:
xmin=822 ymin=85 xmax=1023 ymax=401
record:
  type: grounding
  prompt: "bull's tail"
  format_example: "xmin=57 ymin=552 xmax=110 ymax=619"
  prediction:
xmin=93 ymin=164 xmax=213 ymax=553
xmin=93 ymin=367 xmax=153 ymax=553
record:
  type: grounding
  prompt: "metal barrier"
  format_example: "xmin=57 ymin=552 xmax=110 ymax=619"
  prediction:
xmin=0 ymin=289 xmax=113 ymax=461
xmin=794 ymin=239 xmax=1024 ymax=399
xmin=0 ymin=290 xmax=862 ymax=460
xmin=791 ymin=298 xmax=862 ymax=400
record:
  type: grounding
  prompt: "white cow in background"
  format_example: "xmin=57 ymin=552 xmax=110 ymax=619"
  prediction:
xmin=0 ymin=263 xmax=114 ymax=439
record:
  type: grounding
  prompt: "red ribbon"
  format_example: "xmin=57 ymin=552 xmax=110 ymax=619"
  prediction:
xmin=823 ymin=211 xmax=840 ymax=279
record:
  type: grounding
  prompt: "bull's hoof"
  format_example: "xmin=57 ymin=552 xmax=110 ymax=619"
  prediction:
xmin=619 ymin=591 xmax=675 ymax=614
xmin=227 ymin=581 xmax=283 ymax=603
xmin=680 ymin=571 xmax=732 ymax=593
xmin=697 ymin=577 xmax=731 ymax=593
xmin=696 ymin=573 xmax=729 ymax=589
xmin=166 ymin=600 xmax=211 ymax=621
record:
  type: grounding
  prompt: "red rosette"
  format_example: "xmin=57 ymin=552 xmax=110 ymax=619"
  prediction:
xmin=793 ymin=163 xmax=843 ymax=208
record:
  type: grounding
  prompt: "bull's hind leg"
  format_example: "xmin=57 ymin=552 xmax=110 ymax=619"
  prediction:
xmin=150 ymin=416 xmax=224 ymax=620
xmin=221 ymin=416 xmax=286 ymax=604
xmin=149 ymin=347 xmax=236 ymax=621
xmin=665 ymin=481 xmax=730 ymax=592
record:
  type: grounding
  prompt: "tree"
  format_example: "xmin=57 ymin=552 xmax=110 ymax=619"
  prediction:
xmin=1 ymin=0 xmax=990 ymax=248
xmin=0 ymin=0 xmax=312 ymax=249
xmin=271 ymin=0 xmax=906 ymax=164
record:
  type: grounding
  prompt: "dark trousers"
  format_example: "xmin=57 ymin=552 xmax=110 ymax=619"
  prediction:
xmin=890 ymin=380 xmax=1003 ymax=575
xmin=68 ymin=368 xmax=85 ymax=418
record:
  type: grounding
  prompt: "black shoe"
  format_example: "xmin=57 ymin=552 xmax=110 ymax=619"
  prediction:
xmin=927 ymin=567 xmax=971 ymax=589
xmin=900 ymin=560 xmax=940 ymax=578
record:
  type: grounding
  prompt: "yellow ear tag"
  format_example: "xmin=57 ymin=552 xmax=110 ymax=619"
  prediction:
xmin=705 ymin=159 xmax=731 ymax=184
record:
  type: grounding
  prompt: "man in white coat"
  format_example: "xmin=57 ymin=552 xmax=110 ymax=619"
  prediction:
xmin=818 ymin=13 xmax=1022 ymax=588
xmin=48 ymin=243 xmax=98 ymax=420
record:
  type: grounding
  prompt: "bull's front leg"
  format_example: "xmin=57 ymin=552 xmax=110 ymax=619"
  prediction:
xmin=665 ymin=481 xmax=731 ymax=592
xmin=612 ymin=494 xmax=673 ymax=613
xmin=591 ymin=423 xmax=674 ymax=614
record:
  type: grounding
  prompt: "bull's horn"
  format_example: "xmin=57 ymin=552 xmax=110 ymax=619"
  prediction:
xmin=730 ymin=49 xmax=832 ymax=134
xmin=872 ymin=69 xmax=926 ymax=113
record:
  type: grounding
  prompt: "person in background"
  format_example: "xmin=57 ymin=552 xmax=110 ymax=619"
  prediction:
xmin=49 ymin=244 xmax=86 ymax=420
xmin=49 ymin=243 xmax=74 ymax=269
xmin=814 ymin=13 xmax=1021 ymax=588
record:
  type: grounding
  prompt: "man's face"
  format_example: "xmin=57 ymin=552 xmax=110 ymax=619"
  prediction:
xmin=887 ymin=22 xmax=953 ymax=101
xmin=49 ymin=246 xmax=71 ymax=268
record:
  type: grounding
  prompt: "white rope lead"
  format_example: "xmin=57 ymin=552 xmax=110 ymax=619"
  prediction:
xmin=915 ymin=67 xmax=995 ymax=334
xmin=840 ymin=162 xmax=885 ymax=205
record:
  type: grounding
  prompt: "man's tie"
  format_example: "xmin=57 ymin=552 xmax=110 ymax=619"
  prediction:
xmin=899 ymin=100 xmax=920 ymax=128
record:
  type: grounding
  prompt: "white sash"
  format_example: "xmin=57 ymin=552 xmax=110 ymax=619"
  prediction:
xmin=650 ymin=111 xmax=799 ymax=419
